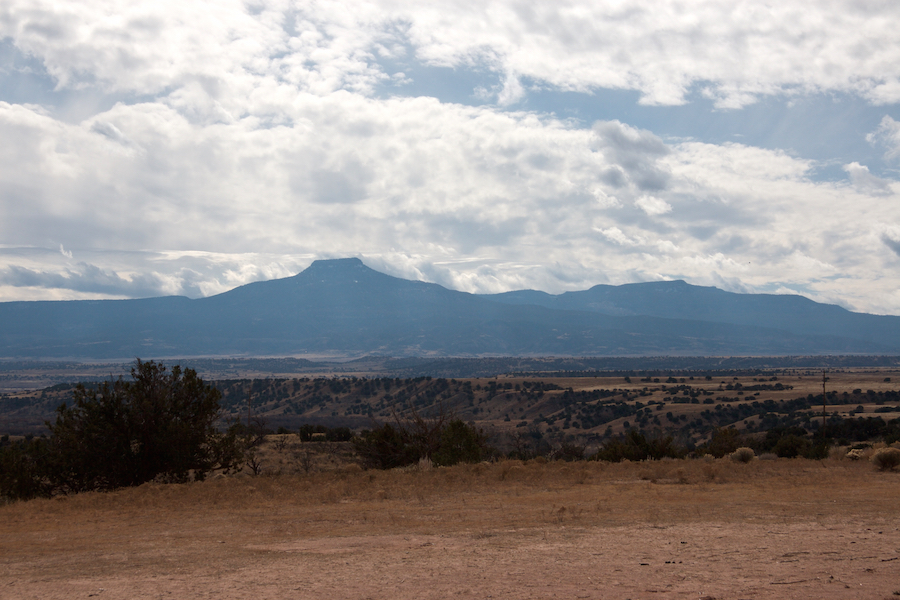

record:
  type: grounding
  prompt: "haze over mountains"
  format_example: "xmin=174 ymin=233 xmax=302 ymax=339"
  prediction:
xmin=0 ymin=258 xmax=897 ymax=360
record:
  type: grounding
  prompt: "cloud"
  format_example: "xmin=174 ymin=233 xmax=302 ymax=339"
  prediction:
xmin=1 ymin=90 xmax=899 ymax=313
xmin=0 ymin=263 xmax=166 ymax=298
xmin=0 ymin=247 xmax=315 ymax=300
xmin=90 ymin=120 xmax=133 ymax=147
xmin=596 ymin=227 xmax=637 ymax=247
xmin=843 ymin=162 xmax=893 ymax=196
xmin=1 ymin=1 xmax=900 ymax=317
xmin=591 ymin=120 xmax=671 ymax=192
xmin=881 ymin=225 xmax=900 ymax=258
xmin=496 ymin=71 xmax=525 ymax=106
xmin=634 ymin=195 xmax=672 ymax=216
xmin=867 ymin=116 xmax=900 ymax=162
xmin=883 ymin=236 xmax=900 ymax=258
xmin=2 ymin=1 xmax=900 ymax=111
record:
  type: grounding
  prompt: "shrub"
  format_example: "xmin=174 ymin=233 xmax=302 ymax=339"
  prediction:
xmin=845 ymin=448 xmax=865 ymax=461
xmin=0 ymin=437 xmax=52 ymax=500
xmin=773 ymin=434 xmax=810 ymax=458
xmin=730 ymin=447 xmax=755 ymax=463
xmin=1 ymin=360 xmax=243 ymax=500
xmin=706 ymin=427 xmax=742 ymax=458
xmin=352 ymin=423 xmax=419 ymax=470
xmin=553 ymin=443 xmax=586 ymax=462
xmin=432 ymin=419 xmax=489 ymax=466
xmin=593 ymin=430 xmax=685 ymax=462
xmin=353 ymin=418 xmax=491 ymax=469
xmin=870 ymin=447 xmax=900 ymax=471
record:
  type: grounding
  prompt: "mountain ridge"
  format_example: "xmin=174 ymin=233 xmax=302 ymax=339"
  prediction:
xmin=0 ymin=258 xmax=897 ymax=359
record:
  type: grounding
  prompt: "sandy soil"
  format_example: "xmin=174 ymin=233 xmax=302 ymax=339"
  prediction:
xmin=6 ymin=521 xmax=899 ymax=599
xmin=3 ymin=460 xmax=899 ymax=600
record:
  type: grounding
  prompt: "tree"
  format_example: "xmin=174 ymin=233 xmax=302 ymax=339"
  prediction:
xmin=353 ymin=423 xmax=420 ymax=470
xmin=705 ymin=427 xmax=742 ymax=458
xmin=0 ymin=436 xmax=52 ymax=500
xmin=432 ymin=419 xmax=490 ymax=466
xmin=353 ymin=414 xmax=491 ymax=470
xmin=3 ymin=359 xmax=243 ymax=498
xmin=593 ymin=430 xmax=685 ymax=462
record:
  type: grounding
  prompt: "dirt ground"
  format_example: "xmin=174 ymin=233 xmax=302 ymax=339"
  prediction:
xmin=2 ymin=459 xmax=899 ymax=600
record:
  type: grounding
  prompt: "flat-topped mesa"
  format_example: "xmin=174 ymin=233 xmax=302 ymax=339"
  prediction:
xmin=295 ymin=257 xmax=381 ymax=281
xmin=304 ymin=257 xmax=365 ymax=272
xmin=2 ymin=256 xmax=900 ymax=359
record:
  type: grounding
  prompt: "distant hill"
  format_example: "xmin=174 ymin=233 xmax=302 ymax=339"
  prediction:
xmin=1 ymin=257 xmax=898 ymax=359
xmin=485 ymin=280 xmax=899 ymax=348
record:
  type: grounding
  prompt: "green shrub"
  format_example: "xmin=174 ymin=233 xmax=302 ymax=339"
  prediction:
xmin=432 ymin=420 xmax=489 ymax=466
xmin=773 ymin=434 xmax=810 ymax=458
xmin=0 ymin=360 xmax=243 ymax=500
xmin=352 ymin=423 xmax=419 ymax=470
xmin=353 ymin=418 xmax=491 ymax=469
xmin=0 ymin=437 xmax=52 ymax=501
xmin=593 ymin=430 xmax=685 ymax=462
xmin=706 ymin=427 xmax=742 ymax=458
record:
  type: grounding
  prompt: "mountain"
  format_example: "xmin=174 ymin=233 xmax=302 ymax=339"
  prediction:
xmin=484 ymin=280 xmax=900 ymax=349
xmin=0 ymin=257 xmax=898 ymax=359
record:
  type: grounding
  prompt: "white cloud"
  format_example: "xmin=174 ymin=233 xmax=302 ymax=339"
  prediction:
xmin=867 ymin=116 xmax=900 ymax=162
xmin=2 ymin=1 xmax=900 ymax=111
xmin=591 ymin=120 xmax=670 ymax=193
xmin=843 ymin=162 xmax=894 ymax=196
xmin=634 ymin=195 xmax=672 ymax=216
xmin=0 ymin=246 xmax=314 ymax=300
xmin=0 ymin=0 xmax=900 ymax=317
xmin=496 ymin=71 xmax=525 ymax=106
xmin=1 ymin=92 xmax=899 ymax=313
xmin=596 ymin=227 xmax=636 ymax=247
xmin=401 ymin=1 xmax=900 ymax=107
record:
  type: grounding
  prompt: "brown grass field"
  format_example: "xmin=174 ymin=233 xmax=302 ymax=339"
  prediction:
xmin=3 ymin=457 xmax=899 ymax=599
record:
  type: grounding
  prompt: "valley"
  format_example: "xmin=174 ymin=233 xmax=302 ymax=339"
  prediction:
xmin=4 ymin=364 xmax=900 ymax=457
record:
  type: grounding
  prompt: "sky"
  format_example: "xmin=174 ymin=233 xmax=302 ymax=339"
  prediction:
xmin=1 ymin=1 xmax=900 ymax=314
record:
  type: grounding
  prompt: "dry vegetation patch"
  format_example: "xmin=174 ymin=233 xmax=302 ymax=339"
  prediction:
xmin=3 ymin=458 xmax=900 ymax=599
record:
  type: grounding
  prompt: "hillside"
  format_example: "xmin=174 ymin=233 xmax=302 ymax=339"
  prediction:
xmin=6 ymin=369 xmax=900 ymax=457
xmin=2 ymin=258 xmax=900 ymax=358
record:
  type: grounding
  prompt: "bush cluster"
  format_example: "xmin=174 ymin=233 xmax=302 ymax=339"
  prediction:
xmin=592 ymin=430 xmax=685 ymax=462
xmin=730 ymin=447 xmax=756 ymax=463
xmin=353 ymin=417 xmax=491 ymax=469
xmin=870 ymin=447 xmax=900 ymax=471
xmin=0 ymin=360 xmax=244 ymax=501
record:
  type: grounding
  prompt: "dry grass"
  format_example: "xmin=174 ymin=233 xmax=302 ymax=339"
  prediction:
xmin=250 ymin=435 xmax=357 ymax=475
xmin=4 ymin=457 xmax=897 ymax=539
xmin=3 ymin=458 xmax=899 ymax=599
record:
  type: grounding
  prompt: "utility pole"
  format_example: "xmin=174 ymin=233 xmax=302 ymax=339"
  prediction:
xmin=822 ymin=370 xmax=827 ymax=449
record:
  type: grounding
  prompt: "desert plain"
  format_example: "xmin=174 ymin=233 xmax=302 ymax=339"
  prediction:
xmin=3 ymin=367 xmax=900 ymax=599
xmin=2 ymin=454 xmax=899 ymax=600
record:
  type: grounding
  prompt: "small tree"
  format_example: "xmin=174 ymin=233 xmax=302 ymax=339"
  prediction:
xmin=352 ymin=423 xmax=420 ymax=469
xmin=593 ymin=430 xmax=685 ymax=462
xmin=12 ymin=360 xmax=243 ymax=497
xmin=353 ymin=417 xmax=490 ymax=469
xmin=773 ymin=434 xmax=810 ymax=459
xmin=0 ymin=437 xmax=52 ymax=500
xmin=432 ymin=419 xmax=489 ymax=466
xmin=706 ymin=427 xmax=742 ymax=458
